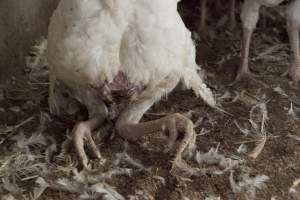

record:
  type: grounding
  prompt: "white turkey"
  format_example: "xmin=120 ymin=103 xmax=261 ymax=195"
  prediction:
xmin=47 ymin=0 xmax=216 ymax=170
xmin=237 ymin=0 xmax=300 ymax=83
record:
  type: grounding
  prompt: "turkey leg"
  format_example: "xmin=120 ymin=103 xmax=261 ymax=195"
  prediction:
xmin=72 ymin=113 xmax=107 ymax=169
xmin=72 ymin=90 xmax=108 ymax=169
xmin=236 ymin=27 xmax=254 ymax=81
xmin=116 ymin=76 xmax=196 ymax=169
xmin=287 ymin=19 xmax=300 ymax=83
xmin=235 ymin=0 xmax=261 ymax=82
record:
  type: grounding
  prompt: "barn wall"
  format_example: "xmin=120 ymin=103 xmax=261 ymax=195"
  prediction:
xmin=0 ymin=0 xmax=59 ymax=83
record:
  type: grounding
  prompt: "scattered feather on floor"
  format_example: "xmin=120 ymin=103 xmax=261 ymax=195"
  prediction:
xmin=248 ymin=102 xmax=268 ymax=159
xmin=73 ymin=167 xmax=132 ymax=185
xmin=205 ymin=195 xmax=221 ymax=200
xmin=236 ymin=144 xmax=248 ymax=154
xmin=114 ymin=152 xmax=148 ymax=172
xmin=289 ymin=178 xmax=300 ymax=199
xmin=230 ymin=171 xmax=269 ymax=200
xmin=1 ymin=177 xmax=24 ymax=194
xmin=194 ymin=145 xmax=241 ymax=175
xmin=0 ymin=194 xmax=15 ymax=200
xmin=0 ymin=152 xmax=47 ymax=182
xmin=287 ymin=134 xmax=300 ymax=141
xmin=235 ymin=101 xmax=269 ymax=159
xmin=127 ymin=190 xmax=154 ymax=200
xmin=273 ymin=86 xmax=288 ymax=98
xmin=31 ymin=177 xmax=49 ymax=200
xmin=152 ymin=175 xmax=166 ymax=186
xmin=288 ymin=103 xmax=299 ymax=120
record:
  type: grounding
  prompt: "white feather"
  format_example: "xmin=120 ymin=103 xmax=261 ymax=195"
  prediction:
xmin=47 ymin=0 xmax=134 ymax=87
xmin=47 ymin=0 xmax=215 ymax=107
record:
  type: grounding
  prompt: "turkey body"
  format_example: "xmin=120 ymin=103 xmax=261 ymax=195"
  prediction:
xmin=47 ymin=0 xmax=215 ymax=169
xmin=47 ymin=0 xmax=133 ymax=89
xmin=121 ymin=0 xmax=195 ymax=86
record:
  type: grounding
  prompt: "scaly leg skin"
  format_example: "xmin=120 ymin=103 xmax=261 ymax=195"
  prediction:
xmin=234 ymin=0 xmax=262 ymax=84
xmin=287 ymin=21 xmax=300 ymax=85
xmin=72 ymin=93 xmax=108 ymax=170
xmin=233 ymin=28 xmax=266 ymax=87
xmin=116 ymin=76 xmax=197 ymax=175
xmin=73 ymin=114 xmax=107 ymax=170
xmin=235 ymin=28 xmax=255 ymax=82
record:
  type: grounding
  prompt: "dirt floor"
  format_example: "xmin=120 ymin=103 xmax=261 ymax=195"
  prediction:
xmin=1 ymin=2 xmax=300 ymax=200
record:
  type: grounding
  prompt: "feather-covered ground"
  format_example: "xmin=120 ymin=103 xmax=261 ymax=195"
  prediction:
xmin=1 ymin=1 xmax=300 ymax=199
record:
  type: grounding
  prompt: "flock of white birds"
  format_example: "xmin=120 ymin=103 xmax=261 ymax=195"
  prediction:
xmin=46 ymin=0 xmax=300 ymax=171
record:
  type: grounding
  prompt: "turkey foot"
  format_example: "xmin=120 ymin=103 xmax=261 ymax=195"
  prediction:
xmin=235 ymin=67 xmax=258 ymax=82
xmin=73 ymin=115 xmax=106 ymax=170
xmin=117 ymin=113 xmax=196 ymax=172
xmin=116 ymin=76 xmax=198 ymax=174
xmin=231 ymin=67 xmax=261 ymax=86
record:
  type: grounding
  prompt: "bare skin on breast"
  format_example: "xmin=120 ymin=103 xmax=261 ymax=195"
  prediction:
xmin=102 ymin=71 xmax=144 ymax=103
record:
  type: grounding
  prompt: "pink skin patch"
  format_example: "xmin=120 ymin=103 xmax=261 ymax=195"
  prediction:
xmin=104 ymin=71 xmax=144 ymax=99
xmin=108 ymin=71 xmax=131 ymax=91
xmin=101 ymin=71 xmax=145 ymax=119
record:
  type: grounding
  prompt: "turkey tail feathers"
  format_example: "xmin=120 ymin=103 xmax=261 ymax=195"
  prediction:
xmin=182 ymin=68 xmax=216 ymax=108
